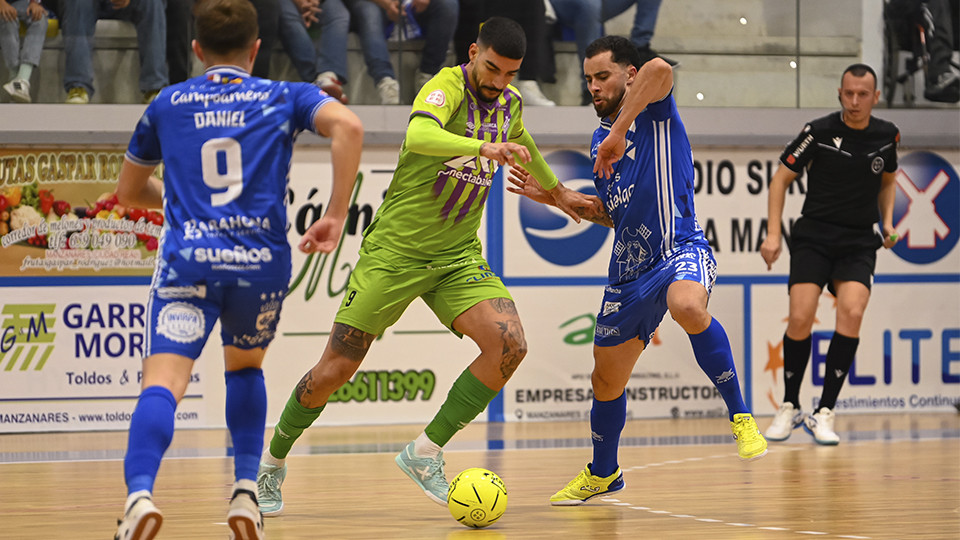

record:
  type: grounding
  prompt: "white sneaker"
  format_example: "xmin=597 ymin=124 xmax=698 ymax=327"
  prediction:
xmin=376 ymin=76 xmax=400 ymax=105
xmin=765 ymin=402 xmax=804 ymax=441
xmin=803 ymin=407 xmax=840 ymax=445
xmin=516 ymin=80 xmax=556 ymax=106
xmin=3 ymin=78 xmax=31 ymax=103
xmin=414 ymin=70 xmax=433 ymax=92
xmin=227 ymin=488 xmax=264 ymax=540
xmin=114 ymin=496 xmax=162 ymax=540
xmin=314 ymin=71 xmax=348 ymax=104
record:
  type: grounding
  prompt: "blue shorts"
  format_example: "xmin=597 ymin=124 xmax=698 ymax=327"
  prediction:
xmin=594 ymin=244 xmax=717 ymax=347
xmin=144 ymin=275 xmax=289 ymax=359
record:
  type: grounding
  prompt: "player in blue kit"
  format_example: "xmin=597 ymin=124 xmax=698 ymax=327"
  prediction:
xmin=507 ymin=35 xmax=767 ymax=505
xmin=112 ymin=0 xmax=363 ymax=538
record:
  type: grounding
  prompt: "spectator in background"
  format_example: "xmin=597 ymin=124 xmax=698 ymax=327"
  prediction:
xmin=550 ymin=0 xmax=676 ymax=104
xmin=60 ymin=0 xmax=168 ymax=104
xmin=455 ymin=0 xmax=557 ymax=106
xmin=0 ymin=0 xmax=48 ymax=103
xmin=886 ymin=0 xmax=959 ymax=103
xmin=166 ymin=0 xmax=195 ymax=84
xmin=399 ymin=0 xmax=458 ymax=94
xmin=307 ymin=0 xmax=457 ymax=105
xmin=276 ymin=0 xmax=342 ymax=97
xmin=325 ymin=0 xmax=403 ymax=104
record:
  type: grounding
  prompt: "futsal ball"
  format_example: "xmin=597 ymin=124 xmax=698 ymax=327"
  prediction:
xmin=447 ymin=467 xmax=508 ymax=528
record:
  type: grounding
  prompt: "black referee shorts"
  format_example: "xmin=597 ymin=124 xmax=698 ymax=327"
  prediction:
xmin=787 ymin=217 xmax=883 ymax=295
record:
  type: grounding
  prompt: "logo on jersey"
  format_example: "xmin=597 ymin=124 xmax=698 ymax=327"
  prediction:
xmin=891 ymin=151 xmax=959 ymax=264
xmin=425 ymin=90 xmax=445 ymax=106
xmin=466 ymin=264 xmax=498 ymax=283
xmin=788 ymin=133 xmax=814 ymax=164
xmin=193 ymin=246 xmax=273 ymax=265
xmin=602 ymin=302 xmax=620 ymax=316
xmin=871 ymin=156 xmax=884 ymax=174
xmin=183 ymin=215 xmax=271 ymax=241
xmin=613 ymin=225 xmax=654 ymax=277
xmin=156 ymin=303 xmax=204 ymax=343
xmin=518 ymin=150 xmax=610 ymax=266
xmin=156 ymin=285 xmax=207 ymax=299
xmin=595 ymin=324 xmax=620 ymax=337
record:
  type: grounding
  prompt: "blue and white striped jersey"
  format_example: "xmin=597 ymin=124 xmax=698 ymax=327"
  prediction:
xmin=591 ymin=92 xmax=708 ymax=285
xmin=126 ymin=66 xmax=335 ymax=282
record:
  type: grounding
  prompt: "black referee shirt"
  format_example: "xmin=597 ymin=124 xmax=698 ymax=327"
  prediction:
xmin=779 ymin=111 xmax=900 ymax=230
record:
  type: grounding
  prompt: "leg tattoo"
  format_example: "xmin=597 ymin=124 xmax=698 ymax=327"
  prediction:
xmin=295 ymin=371 xmax=314 ymax=403
xmin=329 ymin=323 xmax=376 ymax=362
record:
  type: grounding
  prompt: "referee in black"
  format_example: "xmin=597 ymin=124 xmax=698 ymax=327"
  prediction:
xmin=759 ymin=63 xmax=900 ymax=445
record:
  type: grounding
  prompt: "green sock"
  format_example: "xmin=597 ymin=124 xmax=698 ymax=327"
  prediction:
xmin=424 ymin=369 xmax=498 ymax=447
xmin=268 ymin=389 xmax=325 ymax=460
xmin=17 ymin=64 xmax=34 ymax=81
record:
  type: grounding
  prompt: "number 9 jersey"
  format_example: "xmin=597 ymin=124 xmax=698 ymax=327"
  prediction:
xmin=125 ymin=66 xmax=337 ymax=283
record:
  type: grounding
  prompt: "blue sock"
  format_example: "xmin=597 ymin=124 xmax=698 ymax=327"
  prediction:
xmin=225 ymin=368 xmax=267 ymax=482
xmin=590 ymin=392 xmax=626 ymax=478
xmin=124 ymin=386 xmax=177 ymax=495
xmin=688 ymin=318 xmax=748 ymax=420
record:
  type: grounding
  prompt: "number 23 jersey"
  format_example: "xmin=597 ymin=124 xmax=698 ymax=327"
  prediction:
xmin=125 ymin=66 xmax=335 ymax=281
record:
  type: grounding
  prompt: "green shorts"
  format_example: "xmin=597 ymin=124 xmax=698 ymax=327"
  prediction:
xmin=334 ymin=244 xmax=512 ymax=336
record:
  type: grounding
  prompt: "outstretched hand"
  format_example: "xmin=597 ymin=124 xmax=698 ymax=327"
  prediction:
xmin=299 ymin=215 xmax=346 ymax=254
xmin=506 ymin=165 xmax=554 ymax=206
xmin=593 ymin=134 xmax=625 ymax=179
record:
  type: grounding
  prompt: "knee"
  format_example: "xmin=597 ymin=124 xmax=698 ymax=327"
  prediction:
xmin=786 ymin=311 xmax=816 ymax=337
xmin=670 ymin=302 xmax=709 ymax=333
xmin=591 ymin=369 xmax=622 ymax=399
xmin=837 ymin=303 xmax=866 ymax=329
xmin=491 ymin=326 xmax=527 ymax=379
xmin=502 ymin=328 xmax=528 ymax=362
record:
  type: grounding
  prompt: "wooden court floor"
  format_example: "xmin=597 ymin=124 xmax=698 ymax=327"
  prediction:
xmin=1 ymin=412 xmax=958 ymax=539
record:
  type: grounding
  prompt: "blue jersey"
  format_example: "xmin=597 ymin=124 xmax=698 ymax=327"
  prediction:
xmin=591 ymin=92 xmax=708 ymax=285
xmin=125 ymin=66 xmax=335 ymax=282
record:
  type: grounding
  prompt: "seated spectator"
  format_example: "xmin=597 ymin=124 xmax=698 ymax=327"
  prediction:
xmin=550 ymin=0 xmax=675 ymax=104
xmin=59 ymin=0 xmax=167 ymax=104
xmin=401 ymin=0 xmax=458 ymax=93
xmin=276 ymin=0 xmax=351 ymax=102
xmin=887 ymin=0 xmax=959 ymax=103
xmin=455 ymin=0 xmax=557 ymax=106
xmin=307 ymin=0 xmax=457 ymax=105
xmin=0 ymin=0 xmax=48 ymax=103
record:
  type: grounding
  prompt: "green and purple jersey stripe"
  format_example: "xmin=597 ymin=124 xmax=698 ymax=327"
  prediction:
xmin=363 ymin=65 xmax=525 ymax=261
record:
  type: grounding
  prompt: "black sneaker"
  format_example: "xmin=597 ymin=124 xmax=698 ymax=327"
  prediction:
xmin=637 ymin=45 xmax=679 ymax=68
xmin=924 ymin=72 xmax=959 ymax=103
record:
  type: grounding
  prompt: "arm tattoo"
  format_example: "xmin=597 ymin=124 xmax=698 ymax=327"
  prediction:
xmin=329 ymin=322 xmax=375 ymax=362
xmin=576 ymin=205 xmax=614 ymax=228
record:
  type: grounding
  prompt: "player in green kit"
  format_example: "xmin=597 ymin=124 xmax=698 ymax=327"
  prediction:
xmin=256 ymin=16 xmax=597 ymax=513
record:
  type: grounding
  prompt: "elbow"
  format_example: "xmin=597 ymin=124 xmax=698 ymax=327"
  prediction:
xmin=338 ymin=115 xmax=364 ymax=146
xmin=115 ymin=180 xmax=137 ymax=208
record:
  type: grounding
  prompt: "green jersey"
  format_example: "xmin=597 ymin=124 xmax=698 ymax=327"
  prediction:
xmin=363 ymin=64 xmax=526 ymax=261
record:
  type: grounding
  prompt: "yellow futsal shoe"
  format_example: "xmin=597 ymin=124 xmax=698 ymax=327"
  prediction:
xmin=731 ymin=413 xmax=768 ymax=461
xmin=549 ymin=465 xmax=624 ymax=506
